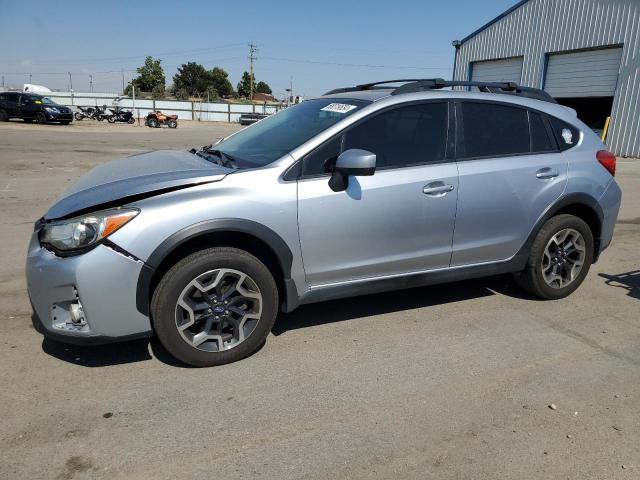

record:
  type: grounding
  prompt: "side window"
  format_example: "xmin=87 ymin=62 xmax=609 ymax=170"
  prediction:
xmin=5 ymin=93 xmax=18 ymax=103
xmin=549 ymin=116 xmax=580 ymax=151
xmin=0 ymin=94 xmax=5 ymax=101
xmin=302 ymin=135 xmax=342 ymax=177
xmin=343 ymin=102 xmax=448 ymax=169
xmin=529 ymin=111 xmax=556 ymax=152
xmin=459 ymin=102 xmax=529 ymax=158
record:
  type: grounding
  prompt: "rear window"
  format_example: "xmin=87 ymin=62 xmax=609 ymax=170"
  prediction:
xmin=549 ymin=116 xmax=580 ymax=151
xmin=459 ymin=102 xmax=530 ymax=158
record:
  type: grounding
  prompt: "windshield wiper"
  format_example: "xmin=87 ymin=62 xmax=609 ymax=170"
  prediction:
xmin=190 ymin=146 xmax=237 ymax=169
xmin=206 ymin=149 xmax=238 ymax=169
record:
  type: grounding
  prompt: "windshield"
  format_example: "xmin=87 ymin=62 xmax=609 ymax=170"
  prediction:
xmin=214 ymin=98 xmax=369 ymax=168
xmin=28 ymin=95 xmax=56 ymax=105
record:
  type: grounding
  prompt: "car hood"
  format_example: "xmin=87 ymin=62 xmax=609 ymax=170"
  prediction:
xmin=45 ymin=149 xmax=232 ymax=220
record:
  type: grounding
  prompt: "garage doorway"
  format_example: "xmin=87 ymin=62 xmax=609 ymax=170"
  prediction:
xmin=544 ymin=47 xmax=623 ymax=137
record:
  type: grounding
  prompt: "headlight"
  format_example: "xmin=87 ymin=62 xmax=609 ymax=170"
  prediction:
xmin=39 ymin=208 xmax=138 ymax=252
xmin=44 ymin=107 xmax=60 ymax=113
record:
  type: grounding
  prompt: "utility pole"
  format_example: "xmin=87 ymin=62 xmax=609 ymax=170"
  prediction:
xmin=248 ymin=43 xmax=257 ymax=101
xmin=89 ymin=74 xmax=93 ymax=93
xmin=29 ymin=73 xmax=32 ymax=84
xmin=1 ymin=75 xmax=4 ymax=88
xmin=68 ymin=72 xmax=73 ymax=91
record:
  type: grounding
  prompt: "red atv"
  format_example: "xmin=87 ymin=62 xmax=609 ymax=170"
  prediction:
xmin=145 ymin=110 xmax=178 ymax=128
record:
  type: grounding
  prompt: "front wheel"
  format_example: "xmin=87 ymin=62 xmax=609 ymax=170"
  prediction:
xmin=515 ymin=214 xmax=593 ymax=300
xmin=107 ymin=116 xmax=116 ymax=123
xmin=168 ymin=120 xmax=177 ymax=128
xmin=74 ymin=112 xmax=84 ymax=121
xmin=127 ymin=117 xmax=135 ymax=124
xmin=147 ymin=117 xmax=158 ymax=128
xmin=151 ymin=248 xmax=278 ymax=367
xmin=35 ymin=112 xmax=47 ymax=124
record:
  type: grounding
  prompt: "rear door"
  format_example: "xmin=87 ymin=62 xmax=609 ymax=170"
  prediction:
xmin=451 ymin=101 xmax=568 ymax=266
xmin=297 ymin=101 xmax=458 ymax=285
xmin=3 ymin=92 xmax=20 ymax=117
xmin=18 ymin=95 xmax=39 ymax=119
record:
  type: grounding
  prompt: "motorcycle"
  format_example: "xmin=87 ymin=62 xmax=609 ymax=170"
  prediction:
xmin=145 ymin=110 xmax=178 ymax=128
xmin=74 ymin=106 xmax=95 ymax=121
xmin=106 ymin=107 xmax=135 ymax=124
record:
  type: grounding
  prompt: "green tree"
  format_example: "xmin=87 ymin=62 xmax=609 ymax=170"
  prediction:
xmin=151 ymin=84 xmax=165 ymax=99
xmin=172 ymin=62 xmax=210 ymax=96
xmin=126 ymin=56 xmax=165 ymax=95
xmin=209 ymin=67 xmax=233 ymax=97
xmin=255 ymin=81 xmax=272 ymax=95
xmin=174 ymin=87 xmax=190 ymax=100
xmin=236 ymin=71 xmax=255 ymax=98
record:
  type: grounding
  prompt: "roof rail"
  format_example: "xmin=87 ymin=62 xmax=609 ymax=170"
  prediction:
xmin=324 ymin=78 xmax=557 ymax=104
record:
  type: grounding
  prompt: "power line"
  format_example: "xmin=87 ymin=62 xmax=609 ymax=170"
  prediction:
xmin=261 ymin=56 xmax=447 ymax=70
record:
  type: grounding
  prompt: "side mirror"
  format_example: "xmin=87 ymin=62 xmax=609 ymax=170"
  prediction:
xmin=328 ymin=149 xmax=376 ymax=192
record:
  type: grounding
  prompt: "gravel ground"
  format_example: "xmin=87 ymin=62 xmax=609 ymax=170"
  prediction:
xmin=1 ymin=120 xmax=639 ymax=480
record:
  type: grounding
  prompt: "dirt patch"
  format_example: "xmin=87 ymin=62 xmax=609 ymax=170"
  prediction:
xmin=56 ymin=456 xmax=95 ymax=480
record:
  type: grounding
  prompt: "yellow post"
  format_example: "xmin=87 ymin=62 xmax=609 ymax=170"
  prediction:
xmin=601 ymin=116 xmax=611 ymax=142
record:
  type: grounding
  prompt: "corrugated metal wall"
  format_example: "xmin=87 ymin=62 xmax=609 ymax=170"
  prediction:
xmin=453 ymin=0 xmax=640 ymax=157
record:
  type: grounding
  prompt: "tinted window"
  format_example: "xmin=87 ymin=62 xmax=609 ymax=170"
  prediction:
xmin=4 ymin=92 xmax=19 ymax=103
xmin=460 ymin=102 xmax=529 ymax=158
xmin=530 ymin=111 xmax=555 ymax=152
xmin=343 ymin=102 xmax=448 ymax=169
xmin=302 ymin=135 xmax=342 ymax=176
xmin=549 ymin=116 xmax=580 ymax=151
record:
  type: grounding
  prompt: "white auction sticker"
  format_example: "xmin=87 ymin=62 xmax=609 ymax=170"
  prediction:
xmin=321 ymin=103 xmax=357 ymax=114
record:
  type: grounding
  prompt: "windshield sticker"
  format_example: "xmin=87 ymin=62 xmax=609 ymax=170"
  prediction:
xmin=321 ymin=103 xmax=357 ymax=114
xmin=562 ymin=128 xmax=573 ymax=144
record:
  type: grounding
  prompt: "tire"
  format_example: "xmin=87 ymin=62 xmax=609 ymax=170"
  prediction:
xmin=60 ymin=121 xmax=70 ymax=125
xmin=35 ymin=112 xmax=47 ymax=124
xmin=24 ymin=118 xmax=33 ymax=123
xmin=168 ymin=120 xmax=177 ymax=129
xmin=0 ymin=109 xmax=7 ymax=121
xmin=74 ymin=112 xmax=84 ymax=121
xmin=147 ymin=118 xmax=158 ymax=128
xmin=515 ymin=214 xmax=594 ymax=300
xmin=151 ymin=247 xmax=279 ymax=367
xmin=127 ymin=118 xmax=135 ymax=124
xmin=107 ymin=116 xmax=116 ymax=123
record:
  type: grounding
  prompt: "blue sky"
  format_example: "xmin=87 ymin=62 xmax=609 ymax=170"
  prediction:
xmin=0 ymin=0 xmax=517 ymax=98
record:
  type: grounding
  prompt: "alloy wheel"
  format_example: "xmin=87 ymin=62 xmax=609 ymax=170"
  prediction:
xmin=541 ymin=228 xmax=586 ymax=289
xmin=175 ymin=269 xmax=262 ymax=352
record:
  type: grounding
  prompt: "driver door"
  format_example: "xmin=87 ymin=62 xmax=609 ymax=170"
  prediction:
xmin=297 ymin=101 xmax=458 ymax=286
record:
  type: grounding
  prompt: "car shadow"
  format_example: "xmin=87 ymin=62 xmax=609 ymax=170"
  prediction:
xmin=41 ymin=337 xmax=191 ymax=368
xmin=599 ymin=270 xmax=640 ymax=300
xmin=272 ymin=274 xmax=537 ymax=336
xmin=39 ymin=274 xmax=534 ymax=367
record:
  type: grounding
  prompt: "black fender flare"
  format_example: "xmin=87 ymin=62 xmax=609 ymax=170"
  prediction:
xmin=135 ymin=218 xmax=296 ymax=316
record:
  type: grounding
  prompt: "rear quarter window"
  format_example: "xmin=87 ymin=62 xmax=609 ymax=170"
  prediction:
xmin=549 ymin=116 xmax=580 ymax=151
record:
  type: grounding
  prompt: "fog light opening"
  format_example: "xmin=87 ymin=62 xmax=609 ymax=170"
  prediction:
xmin=69 ymin=302 xmax=86 ymax=326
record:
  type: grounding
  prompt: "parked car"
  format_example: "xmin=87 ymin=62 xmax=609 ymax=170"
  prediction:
xmin=0 ymin=92 xmax=73 ymax=124
xmin=239 ymin=113 xmax=269 ymax=125
xmin=26 ymin=79 xmax=621 ymax=367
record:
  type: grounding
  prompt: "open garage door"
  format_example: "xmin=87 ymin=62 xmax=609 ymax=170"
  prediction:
xmin=544 ymin=48 xmax=623 ymax=137
xmin=470 ymin=57 xmax=523 ymax=84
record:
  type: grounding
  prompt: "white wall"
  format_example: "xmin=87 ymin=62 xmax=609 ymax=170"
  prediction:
xmin=43 ymin=91 xmax=283 ymax=123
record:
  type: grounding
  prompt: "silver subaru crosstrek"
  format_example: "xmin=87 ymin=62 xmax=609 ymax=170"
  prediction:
xmin=26 ymin=79 xmax=621 ymax=366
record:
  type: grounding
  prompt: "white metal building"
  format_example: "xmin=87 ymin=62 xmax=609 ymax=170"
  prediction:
xmin=452 ymin=0 xmax=640 ymax=157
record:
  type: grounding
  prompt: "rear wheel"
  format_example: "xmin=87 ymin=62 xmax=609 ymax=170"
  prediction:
xmin=74 ymin=112 xmax=84 ymax=121
xmin=168 ymin=119 xmax=177 ymax=128
xmin=147 ymin=117 xmax=158 ymax=128
xmin=515 ymin=214 xmax=593 ymax=299
xmin=0 ymin=109 xmax=7 ymax=121
xmin=151 ymin=248 xmax=278 ymax=367
xmin=127 ymin=117 xmax=135 ymax=124
xmin=107 ymin=115 xmax=116 ymax=123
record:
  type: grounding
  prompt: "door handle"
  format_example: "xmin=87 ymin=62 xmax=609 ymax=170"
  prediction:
xmin=536 ymin=167 xmax=559 ymax=180
xmin=423 ymin=182 xmax=454 ymax=196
